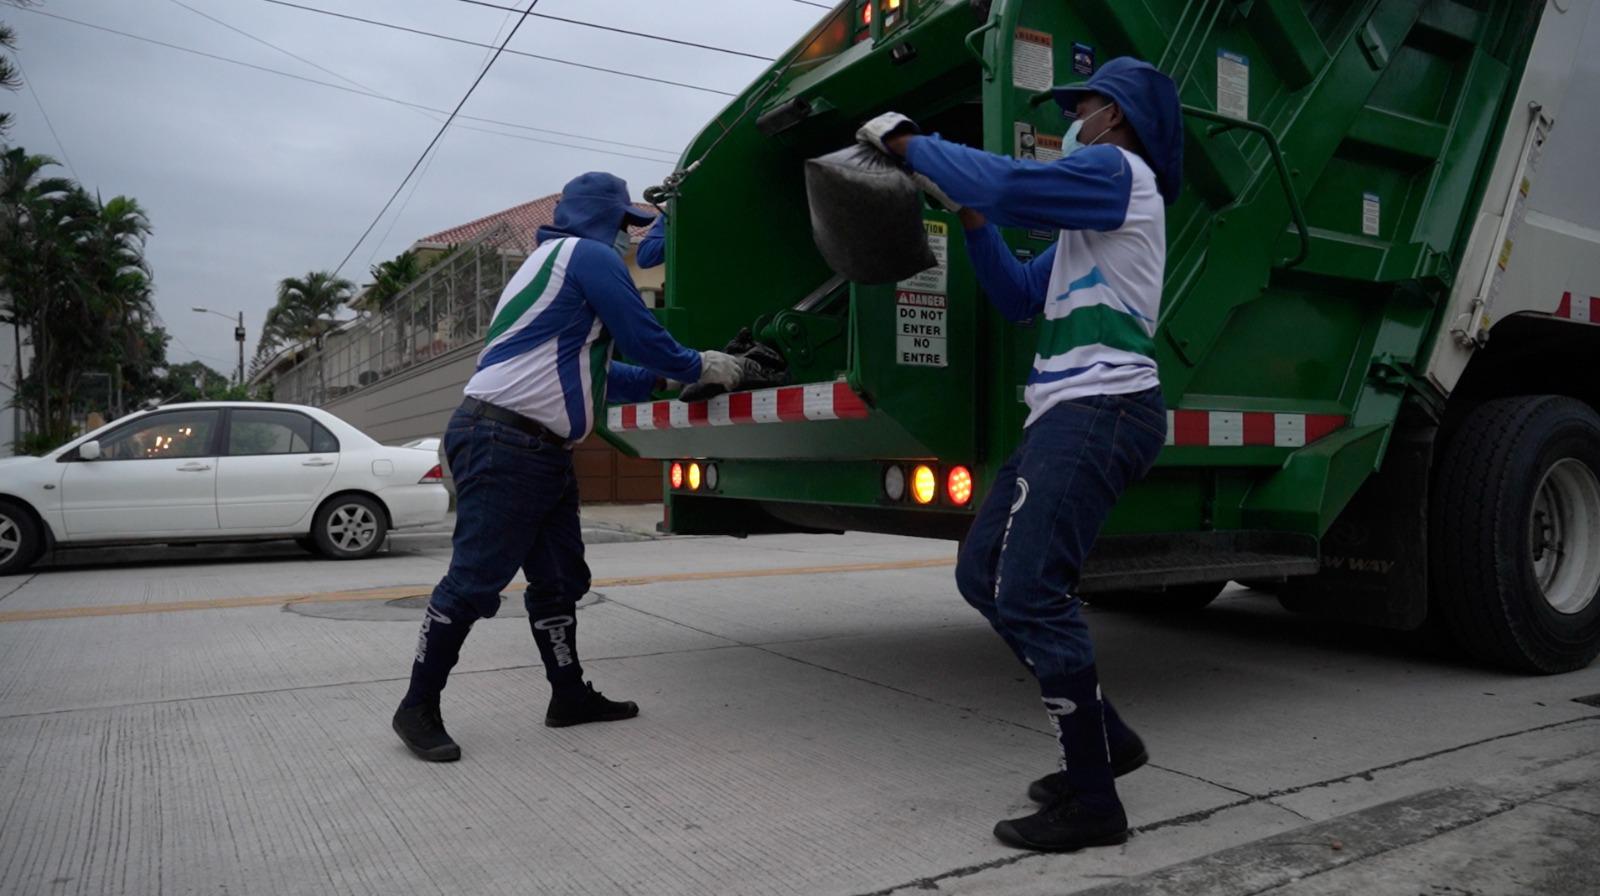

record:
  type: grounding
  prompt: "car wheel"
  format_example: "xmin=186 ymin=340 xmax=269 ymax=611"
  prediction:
xmin=1084 ymin=581 xmax=1226 ymax=612
xmin=0 ymin=500 xmax=43 ymax=576
xmin=1431 ymin=396 xmax=1600 ymax=673
xmin=312 ymin=495 xmax=388 ymax=560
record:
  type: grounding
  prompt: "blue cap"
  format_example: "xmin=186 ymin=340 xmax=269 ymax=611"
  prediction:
xmin=1052 ymin=57 xmax=1184 ymax=205
xmin=547 ymin=172 xmax=656 ymax=243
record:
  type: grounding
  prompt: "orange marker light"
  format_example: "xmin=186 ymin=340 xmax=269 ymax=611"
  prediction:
xmin=687 ymin=462 xmax=703 ymax=491
xmin=946 ymin=466 xmax=973 ymax=506
xmin=670 ymin=462 xmax=684 ymax=489
xmin=911 ymin=464 xmax=937 ymax=505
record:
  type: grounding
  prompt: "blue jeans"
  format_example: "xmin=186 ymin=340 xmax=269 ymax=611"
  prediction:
xmin=428 ymin=405 xmax=590 ymax=622
xmin=955 ymin=389 xmax=1166 ymax=690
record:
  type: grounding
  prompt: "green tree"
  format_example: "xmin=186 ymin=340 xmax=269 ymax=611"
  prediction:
xmin=366 ymin=249 xmax=424 ymax=310
xmin=256 ymin=270 xmax=352 ymax=399
xmin=0 ymin=148 xmax=162 ymax=448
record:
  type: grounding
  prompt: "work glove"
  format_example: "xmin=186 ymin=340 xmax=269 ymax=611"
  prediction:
xmin=856 ymin=112 xmax=920 ymax=156
xmin=696 ymin=350 xmax=743 ymax=389
xmin=912 ymin=173 xmax=962 ymax=213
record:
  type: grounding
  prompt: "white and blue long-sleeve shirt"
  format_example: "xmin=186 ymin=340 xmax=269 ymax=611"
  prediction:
xmin=463 ymin=236 xmax=701 ymax=440
xmin=904 ymin=137 xmax=1165 ymax=427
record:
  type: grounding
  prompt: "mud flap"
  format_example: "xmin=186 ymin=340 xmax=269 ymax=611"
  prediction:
xmin=1277 ymin=424 xmax=1435 ymax=630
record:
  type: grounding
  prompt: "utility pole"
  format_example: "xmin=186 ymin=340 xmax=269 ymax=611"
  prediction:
xmin=193 ymin=307 xmax=247 ymax=388
xmin=235 ymin=311 xmax=246 ymax=388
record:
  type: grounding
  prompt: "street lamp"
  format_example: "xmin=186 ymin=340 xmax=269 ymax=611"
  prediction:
xmin=192 ymin=307 xmax=246 ymax=386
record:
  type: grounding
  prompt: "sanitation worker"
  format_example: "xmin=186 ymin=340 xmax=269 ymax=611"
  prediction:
xmin=392 ymin=172 xmax=743 ymax=762
xmin=857 ymin=57 xmax=1183 ymax=852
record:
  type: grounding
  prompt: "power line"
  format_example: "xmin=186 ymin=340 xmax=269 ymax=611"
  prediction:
xmin=787 ymin=0 xmax=832 ymax=7
xmin=366 ymin=6 xmax=516 ymax=270
xmin=332 ymin=0 xmax=539 ymax=279
xmin=445 ymin=0 xmax=775 ymax=61
xmin=16 ymin=8 xmax=682 ymax=160
xmin=13 ymin=56 xmax=78 ymax=181
xmin=252 ymin=0 xmax=739 ymax=96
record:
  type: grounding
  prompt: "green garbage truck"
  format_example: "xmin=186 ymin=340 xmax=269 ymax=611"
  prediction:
xmin=601 ymin=0 xmax=1600 ymax=673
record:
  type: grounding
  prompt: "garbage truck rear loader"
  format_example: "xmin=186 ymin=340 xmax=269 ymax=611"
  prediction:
xmin=602 ymin=0 xmax=1600 ymax=673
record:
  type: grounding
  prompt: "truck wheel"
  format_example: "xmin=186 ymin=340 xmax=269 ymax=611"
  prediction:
xmin=0 ymin=499 xmax=43 ymax=576
xmin=1431 ymin=396 xmax=1600 ymax=673
xmin=1085 ymin=582 xmax=1226 ymax=612
xmin=312 ymin=494 xmax=388 ymax=560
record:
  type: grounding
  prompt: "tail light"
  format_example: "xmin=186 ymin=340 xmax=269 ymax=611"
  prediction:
xmin=669 ymin=462 xmax=684 ymax=489
xmin=419 ymin=464 xmax=443 ymax=484
xmin=687 ymin=462 xmax=703 ymax=491
xmin=946 ymin=466 xmax=973 ymax=506
xmin=910 ymin=464 xmax=938 ymax=505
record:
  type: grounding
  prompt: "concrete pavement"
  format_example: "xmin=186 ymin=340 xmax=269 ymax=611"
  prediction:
xmin=0 ymin=528 xmax=1596 ymax=895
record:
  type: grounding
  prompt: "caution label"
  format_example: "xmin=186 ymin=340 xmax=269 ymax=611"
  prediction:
xmin=897 ymin=220 xmax=949 ymax=295
xmin=1012 ymin=28 xmax=1055 ymax=93
xmin=1035 ymin=133 xmax=1063 ymax=162
xmin=896 ymin=291 xmax=948 ymax=367
xmin=1217 ymin=50 xmax=1249 ymax=120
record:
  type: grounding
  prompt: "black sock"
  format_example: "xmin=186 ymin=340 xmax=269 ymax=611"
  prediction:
xmin=400 ymin=603 xmax=475 ymax=708
xmin=529 ymin=602 xmax=585 ymax=695
xmin=1042 ymin=665 xmax=1119 ymax=809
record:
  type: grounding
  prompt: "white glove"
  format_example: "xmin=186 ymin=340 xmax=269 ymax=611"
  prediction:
xmin=697 ymin=350 xmax=743 ymax=389
xmin=913 ymin=173 xmax=962 ymax=212
xmin=856 ymin=112 xmax=919 ymax=155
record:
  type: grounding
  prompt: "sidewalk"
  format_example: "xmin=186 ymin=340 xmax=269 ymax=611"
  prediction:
xmin=403 ymin=503 xmax=665 ymax=546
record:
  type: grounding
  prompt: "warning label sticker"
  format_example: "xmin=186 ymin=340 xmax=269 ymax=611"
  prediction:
xmin=1035 ymin=133 xmax=1063 ymax=162
xmin=896 ymin=291 xmax=948 ymax=367
xmin=897 ymin=220 xmax=949 ymax=295
xmin=1012 ymin=28 xmax=1055 ymax=93
xmin=1217 ymin=50 xmax=1249 ymax=120
xmin=1362 ymin=192 xmax=1381 ymax=237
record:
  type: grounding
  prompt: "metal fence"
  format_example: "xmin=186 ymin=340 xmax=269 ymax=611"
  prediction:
xmin=270 ymin=223 xmax=522 ymax=407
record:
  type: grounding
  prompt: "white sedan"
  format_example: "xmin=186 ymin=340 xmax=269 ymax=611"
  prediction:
xmin=0 ymin=402 xmax=449 ymax=574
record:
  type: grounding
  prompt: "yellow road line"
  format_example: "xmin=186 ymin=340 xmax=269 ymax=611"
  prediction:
xmin=0 ymin=556 xmax=955 ymax=623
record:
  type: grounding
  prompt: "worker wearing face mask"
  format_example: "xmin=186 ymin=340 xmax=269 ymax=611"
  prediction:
xmin=857 ymin=57 xmax=1183 ymax=853
xmin=392 ymin=171 xmax=742 ymax=762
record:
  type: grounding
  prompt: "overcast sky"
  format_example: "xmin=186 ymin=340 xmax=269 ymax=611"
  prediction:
xmin=5 ymin=0 xmax=823 ymax=373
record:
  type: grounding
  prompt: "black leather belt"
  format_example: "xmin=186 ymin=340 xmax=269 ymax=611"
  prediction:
xmin=461 ymin=397 xmax=573 ymax=449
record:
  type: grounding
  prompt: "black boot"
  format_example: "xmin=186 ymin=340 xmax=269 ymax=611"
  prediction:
xmin=394 ymin=601 xmax=474 ymax=760
xmin=994 ymin=794 xmax=1130 ymax=852
xmin=998 ymin=666 xmax=1128 ymax=852
xmin=392 ymin=702 xmax=461 ymax=762
xmin=545 ymin=681 xmax=639 ymax=728
xmin=1027 ymin=699 xmax=1148 ymax=803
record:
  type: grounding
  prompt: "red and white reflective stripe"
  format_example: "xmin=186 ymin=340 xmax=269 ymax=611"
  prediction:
xmin=1165 ymin=410 xmax=1347 ymax=448
xmin=1555 ymin=292 xmax=1599 ymax=324
xmin=608 ymin=381 xmax=870 ymax=431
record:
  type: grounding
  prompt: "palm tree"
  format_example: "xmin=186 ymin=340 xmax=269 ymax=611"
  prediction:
xmin=366 ymin=250 xmax=424 ymax=310
xmin=262 ymin=270 xmax=353 ymax=399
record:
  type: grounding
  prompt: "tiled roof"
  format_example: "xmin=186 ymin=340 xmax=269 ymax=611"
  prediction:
xmin=414 ymin=194 xmax=658 ymax=253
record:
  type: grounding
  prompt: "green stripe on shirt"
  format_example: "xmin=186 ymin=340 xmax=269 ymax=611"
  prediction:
xmin=1035 ymin=303 xmax=1156 ymax=362
xmin=485 ymin=242 xmax=563 ymax=345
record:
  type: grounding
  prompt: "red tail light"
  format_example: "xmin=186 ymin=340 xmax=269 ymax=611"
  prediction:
xmin=669 ymin=462 xmax=685 ymax=489
xmin=419 ymin=464 xmax=444 ymax=484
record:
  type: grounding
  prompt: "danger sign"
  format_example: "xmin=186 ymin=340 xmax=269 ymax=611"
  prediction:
xmin=896 ymin=290 xmax=948 ymax=367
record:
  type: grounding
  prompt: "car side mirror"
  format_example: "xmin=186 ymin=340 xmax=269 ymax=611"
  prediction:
xmin=79 ymin=440 xmax=102 ymax=461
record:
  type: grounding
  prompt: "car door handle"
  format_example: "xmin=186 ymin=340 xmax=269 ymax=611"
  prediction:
xmin=302 ymin=459 xmax=335 ymax=467
xmin=177 ymin=462 xmax=212 ymax=472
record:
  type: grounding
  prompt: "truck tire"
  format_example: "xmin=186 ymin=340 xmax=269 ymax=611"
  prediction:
xmin=1085 ymin=581 xmax=1226 ymax=613
xmin=0 ymin=499 xmax=43 ymax=576
xmin=311 ymin=494 xmax=388 ymax=561
xmin=1431 ymin=396 xmax=1600 ymax=673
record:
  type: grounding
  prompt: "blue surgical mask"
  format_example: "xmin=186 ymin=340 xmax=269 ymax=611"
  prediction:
xmin=1063 ymin=103 xmax=1114 ymax=156
xmin=612 ymin=230 xmax=632 ymax=257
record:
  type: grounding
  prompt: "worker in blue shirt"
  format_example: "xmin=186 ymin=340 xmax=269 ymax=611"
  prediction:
xmin=392 ymin=172 xmax=742 ymax=762
xmin=859 ymin=57 xmax=1183 ymax=853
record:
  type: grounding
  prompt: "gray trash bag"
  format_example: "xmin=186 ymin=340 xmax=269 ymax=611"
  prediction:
xmin=804 ymin=144 xmax=937 ymax=285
